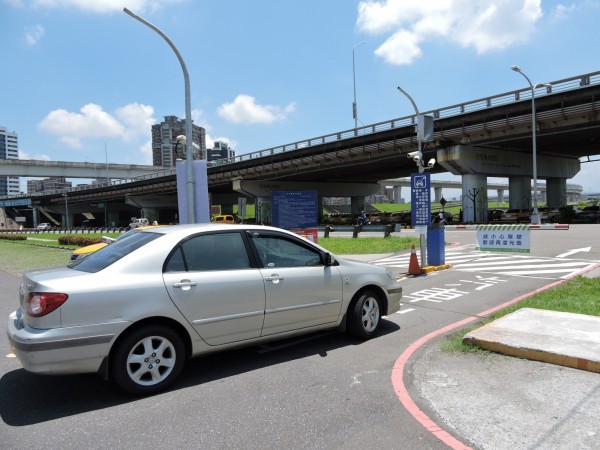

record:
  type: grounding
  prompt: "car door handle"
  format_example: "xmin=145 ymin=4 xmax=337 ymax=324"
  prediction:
xmin=265 ymin=274 xmax=283 ymax=282
xmin=173 ymin=280 xmax=197 ymax=289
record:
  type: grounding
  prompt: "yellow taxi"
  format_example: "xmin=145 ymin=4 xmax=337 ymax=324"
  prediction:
xmin=70 ymin=225 xmax=164 ymax=261
xmin=212 ymin=215 xmax=236 ymax=224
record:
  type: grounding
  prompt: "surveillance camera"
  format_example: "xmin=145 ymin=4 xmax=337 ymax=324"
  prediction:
xmin=427 ymin=158 xmax=436 ymax=167
xmin=407 ymin=151 xmax=421 ymax=160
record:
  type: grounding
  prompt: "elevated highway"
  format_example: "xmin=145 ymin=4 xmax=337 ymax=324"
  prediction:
xmin=2 ymin=70 xmax=599 ymax=226
xmin=0 ymin=159 xmax=163 ymax=179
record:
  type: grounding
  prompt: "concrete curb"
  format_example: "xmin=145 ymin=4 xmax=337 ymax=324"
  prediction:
xmin=420 ymin=263 xmax=452 ymax=274
xmin=463 ymin=307 xmax=600 ymax=373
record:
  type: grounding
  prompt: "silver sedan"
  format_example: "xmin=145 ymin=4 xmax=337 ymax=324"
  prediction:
xmin=8 ymin=224 xmax=402 ymax=395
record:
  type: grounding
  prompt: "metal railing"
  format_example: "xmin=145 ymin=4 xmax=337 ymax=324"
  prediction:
xmin=2 ymin=70 xmax=598 ymax=201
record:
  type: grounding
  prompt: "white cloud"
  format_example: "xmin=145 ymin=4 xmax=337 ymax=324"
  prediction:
xmin=19 ymin=150 xmax=51 ymax=161
xmin=357 ymin=0 xmax=543 ymax=65
xmin=550 ymin=1 xmax=599 ymax=21
xmin=115 ymin=103 xmax=155 ymax=141
xmin=217 ymin=94 xmax=296 ymax=125
xmin=205 ymin=135 xmax=237 ymax=151
xmin=136 ymin=140 xmax=153 ymax=165
xmin=25 ymin=0 xmax=183 ymax=14
xmin=24 ymin=24 xmax=45 ymax=46
xmin=38 ymin=102 xmax=155 ymax=148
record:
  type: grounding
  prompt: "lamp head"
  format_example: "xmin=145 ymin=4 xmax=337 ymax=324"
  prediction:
xmin=511 ymin=65 xmax=521 ymax=73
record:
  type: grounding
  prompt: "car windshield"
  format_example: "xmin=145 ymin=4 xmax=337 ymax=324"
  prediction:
xmin=69 ymin=231 xmax=162 ymax=273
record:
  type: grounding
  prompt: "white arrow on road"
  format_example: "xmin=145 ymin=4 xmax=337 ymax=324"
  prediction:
xmin=556 ymin=247 xmax=591 ymax=258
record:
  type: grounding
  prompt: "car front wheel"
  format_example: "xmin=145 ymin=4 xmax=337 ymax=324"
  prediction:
xmin=347 ymin=289 xmax=382 ymax=339
xmin=111 ymin=325 xmax=185 ymax=395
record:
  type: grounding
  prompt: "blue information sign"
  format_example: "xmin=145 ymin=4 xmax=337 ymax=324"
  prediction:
xmin=272 ymin=191 xmax=318 ymax=229
xmin=410 ymin=172 xmax=431 ymax=226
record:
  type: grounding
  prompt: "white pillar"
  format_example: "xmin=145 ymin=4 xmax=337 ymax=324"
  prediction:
xmin=256 ymin=196 xmax=272 ymax=225
xmin=497 ymin=189 xmax=505 ymax=204
xmin=508 ymin=176 xmax=531 ymax=209
xmin=461 ymin=174 xmax=488 ymax=223
xmin=350 ymin=196 xmax=365 ymax=216
xmin=546 ymin=178 xmax=567 ymax=209
xmin=393 ymin=186 xmax=404 ymax=203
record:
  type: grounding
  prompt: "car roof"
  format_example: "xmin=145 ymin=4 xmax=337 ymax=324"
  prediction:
xmin=142 ymin=224 xmax=326 ymax=250
xmin=144 ymin=223 xmax=285 ymax=235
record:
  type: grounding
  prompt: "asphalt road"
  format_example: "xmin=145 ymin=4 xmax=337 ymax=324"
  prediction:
xmin=1 ymin=225 xmax=598 ymax=449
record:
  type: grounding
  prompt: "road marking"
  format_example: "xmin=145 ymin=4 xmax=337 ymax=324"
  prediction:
xmin=556 ymin=246 xmax=591 ymax=258
xmin=373 ymin=250 xmax=599 ymax=280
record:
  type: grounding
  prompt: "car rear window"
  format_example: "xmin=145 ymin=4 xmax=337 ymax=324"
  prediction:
xmin=68 ymin=231 xmax=162 ymax=273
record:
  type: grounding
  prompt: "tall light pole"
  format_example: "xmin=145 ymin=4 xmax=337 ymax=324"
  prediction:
xmin=397 ymin=85 xmax=427 ymax=266
xmin=63 ymin=189 xmax=69 ymax=229
xmin=352 ymin=41 xmax=366 ymax=133
xmin=511 ymin=65 xmax=551 ymax=225
xmin=104 ymin=141 xmax=110 ymax=227
xmin=124 ymin=8 xmax=195 ymax=223
xmin=397 ymin=86 xmax=422 ymax=172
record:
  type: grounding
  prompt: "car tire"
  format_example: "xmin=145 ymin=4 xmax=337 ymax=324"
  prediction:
xmin=111 ymin=325 xmax=185 ymax=395
xmin=347 ymin=289 xmax=382 ymax=339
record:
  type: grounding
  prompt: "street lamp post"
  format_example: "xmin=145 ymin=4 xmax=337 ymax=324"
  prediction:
xmin=396 ymin=86 xmax=423 ymax=172
xmin=104 ymin=141 xmax=110 ymax=227
xmin=511 ymin=65 xmax=551 ymax=225
xmin=397 ymin=85 xmax=427 ymax=266
xmin=352 ymin=41 xmax=366 ymax=133
xmin=63 ymin=189 xmax=69 ymax=229
xmin=124 ymin=8 xmax=195 ymax=223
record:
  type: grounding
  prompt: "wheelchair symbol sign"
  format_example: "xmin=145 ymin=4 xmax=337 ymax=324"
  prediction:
xmin=413 ymin=175 xmax=427 ymax=188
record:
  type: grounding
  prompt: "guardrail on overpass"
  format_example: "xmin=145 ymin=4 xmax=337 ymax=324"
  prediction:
xmin=1 ymin=70 xmax=598 ymax=202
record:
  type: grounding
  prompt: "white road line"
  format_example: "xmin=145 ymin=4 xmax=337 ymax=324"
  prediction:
xmin=457 ymin=262 xmax=591 ymax=271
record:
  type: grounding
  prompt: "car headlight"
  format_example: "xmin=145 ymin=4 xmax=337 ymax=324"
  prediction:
xmin=385 ymin=268 xmax=395 ymax=281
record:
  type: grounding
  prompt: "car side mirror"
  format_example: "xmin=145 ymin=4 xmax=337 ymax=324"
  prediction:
xmin=321 ymin=252 xmax=336 ymax=266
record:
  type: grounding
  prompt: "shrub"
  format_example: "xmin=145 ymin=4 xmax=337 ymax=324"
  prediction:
xmin=0 ymin=235 xmax=27 ymax=241
xmin=58 ymin=236 xmax=104 ymax=246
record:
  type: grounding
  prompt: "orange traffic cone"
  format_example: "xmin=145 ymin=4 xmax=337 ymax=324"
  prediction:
xmin=408 ymin=244 xmax=421 ymax=275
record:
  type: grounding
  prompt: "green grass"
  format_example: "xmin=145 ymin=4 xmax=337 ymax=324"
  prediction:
xmin=442 ymin=276 xmax=600 ymax=353
xmin=5 ymin=232 xmax=122 ymax=249
xmin=317 ymin=236 xmax=419 ymax=254
xmin=0 ymin=234 xmax=419 ymax=276
xmin=0 ymin=240 xmax=74 ymax=276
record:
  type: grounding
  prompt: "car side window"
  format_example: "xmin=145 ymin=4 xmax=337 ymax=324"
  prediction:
xmin=252 ymin=235 xmax=322 ymax=268
xmin=165 ymin=233 xmax=250 ymax=272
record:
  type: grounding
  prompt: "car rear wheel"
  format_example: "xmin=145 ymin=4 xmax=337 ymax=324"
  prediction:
xmin=111 ymin=325 xmax=185 ymax=395
xmin=347 ymin=289 xmax=382 ymax=339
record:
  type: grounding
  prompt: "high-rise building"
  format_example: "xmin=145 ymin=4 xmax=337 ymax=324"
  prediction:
xmin=27 ymin=177 xmax=72 ymax=193
xmin=151 ymin=115 xmax=206 ymax=167
xmin=0 ymin=126 xmax=19 ymax=195
xmin=207 ymin=141 xmax=236 ymax=162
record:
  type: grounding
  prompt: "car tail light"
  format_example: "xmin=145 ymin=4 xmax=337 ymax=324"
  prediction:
xmin=26 ymin=293 xmax=68 ymax=317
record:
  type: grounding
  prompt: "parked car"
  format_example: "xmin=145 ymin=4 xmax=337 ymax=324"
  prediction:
xmin=36 ymin=223 xmax=52 ymax=230
xmin=558 ymin=205 xmax=581 ymax=222
xmin=211 ymin=214 xmax=236 ymax=224
xmin=537 ymin=207 xmax=561 ymax=223
xmin=499 ymin=209 xmax=531 ymax=223
xmin=70 ymin=225 xmax=164 ymax=261
xmin=129 ymin=218 xmax=150 ymax=228
xmin=8 ymin=224 xmax=402 ymax=395
xmin=580 ymin=205 xmax=600 ymax=223
xmin=487 ymin=209 xmax=506 ymax=221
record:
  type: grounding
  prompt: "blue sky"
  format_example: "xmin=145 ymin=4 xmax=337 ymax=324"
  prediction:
xmin=1 ymin=0 xmax=599 ymax=196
